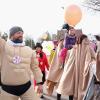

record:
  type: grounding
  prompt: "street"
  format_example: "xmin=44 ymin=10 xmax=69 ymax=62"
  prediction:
xmin=40 ymin=83 xmax=68 ymax=100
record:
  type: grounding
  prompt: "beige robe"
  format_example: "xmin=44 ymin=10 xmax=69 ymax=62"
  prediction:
xmin=47 ymin=50 xmax=63 ymax=83
xmin=57 ymin=38 xmax=96 ymax=100
xmin=46 ymin=41 xmax=65 ymax=95
xmin=96 ymin=41 xmax=100 ymax=81
xmin=96 ymin=53 xmax=100 ymax=81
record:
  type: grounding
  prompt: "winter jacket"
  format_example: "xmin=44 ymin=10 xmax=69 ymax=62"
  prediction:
xmin=36 ymin=51 xmax=49 ymax=72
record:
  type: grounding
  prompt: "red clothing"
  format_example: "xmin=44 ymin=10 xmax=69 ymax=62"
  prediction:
xmin=36 ymin=51 xmax=49 ymax=71
xmin=59 ymin=48 xmax=68 ymax=62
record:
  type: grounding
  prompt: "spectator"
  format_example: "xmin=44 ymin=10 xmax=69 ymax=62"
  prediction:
xmin=35 ymin=43 xmax=49 ymax=98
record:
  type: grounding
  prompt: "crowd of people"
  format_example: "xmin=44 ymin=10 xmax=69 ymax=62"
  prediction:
xmin=0 ymin=24 xmax=100 ymax=100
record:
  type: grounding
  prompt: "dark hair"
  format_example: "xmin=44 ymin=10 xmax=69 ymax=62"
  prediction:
xmin=76 ymin=34 xmax=87 ymax=44
xmin=40 ymin=52 xmax=43 ymax=58
xmin=35 ymin=43 xmax=43 ymax=49
xmin=95 ymin=35 xmax=100 ymax=41
xmin=62 ymin=23 xmax=70 ymax=30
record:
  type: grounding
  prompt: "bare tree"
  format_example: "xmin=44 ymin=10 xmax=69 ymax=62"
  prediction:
xmin=25 ymin=37 xmax=35 ymax=49
xmin=83 ymin=0 xmax=100 ymax=11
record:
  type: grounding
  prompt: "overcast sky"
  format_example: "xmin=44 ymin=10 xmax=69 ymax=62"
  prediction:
xmin=0 ymin=0 xmax=100 ymax=40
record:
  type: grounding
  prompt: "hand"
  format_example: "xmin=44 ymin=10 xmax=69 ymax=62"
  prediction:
xmin=73 ymin=45 xmax=77 ymax=49
xmin=47 ymin=67 xmax=49 ymax=71
xmin=36 ymin=85 xmax=43 ymax=94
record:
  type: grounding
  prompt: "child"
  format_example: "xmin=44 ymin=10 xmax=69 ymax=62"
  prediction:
xmin=35 ymin=43 xmax=49 ymax=98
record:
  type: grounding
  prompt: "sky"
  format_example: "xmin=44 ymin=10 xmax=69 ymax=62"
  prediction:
xmin=0 ymin=0 xmax=100 ymax=41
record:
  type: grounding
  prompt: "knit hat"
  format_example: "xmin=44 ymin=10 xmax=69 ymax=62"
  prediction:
xmin=9 ymin=26 xmax=24 ymax=38
xmin=35 ymin=43 xmax=43 ymax=49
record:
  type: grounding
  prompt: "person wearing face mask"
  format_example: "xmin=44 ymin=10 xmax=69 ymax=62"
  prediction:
xmin=0 ymin=26 xmax=43 ymax=100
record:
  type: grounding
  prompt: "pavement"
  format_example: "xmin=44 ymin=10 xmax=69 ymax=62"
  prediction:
xmin=40 ymin=83 xmax=68 ymax=100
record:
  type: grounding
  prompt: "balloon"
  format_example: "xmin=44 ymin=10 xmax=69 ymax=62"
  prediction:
xmin=64 ymin=5 xmax=82 ymax=27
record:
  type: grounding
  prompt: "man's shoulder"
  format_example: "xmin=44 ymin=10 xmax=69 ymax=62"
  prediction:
xmin=23 ymin=46 xmax=33 ymax=53
xmin=24 ymin=46 xmax=32 ymax=50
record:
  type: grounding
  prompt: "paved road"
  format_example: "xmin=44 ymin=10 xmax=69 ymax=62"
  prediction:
xmin=40 ymin=84 xmax=68 ymax=100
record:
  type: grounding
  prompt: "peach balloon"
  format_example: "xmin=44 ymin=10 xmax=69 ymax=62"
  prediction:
xmin=64 ymin=5 xmax=82 ymax=27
